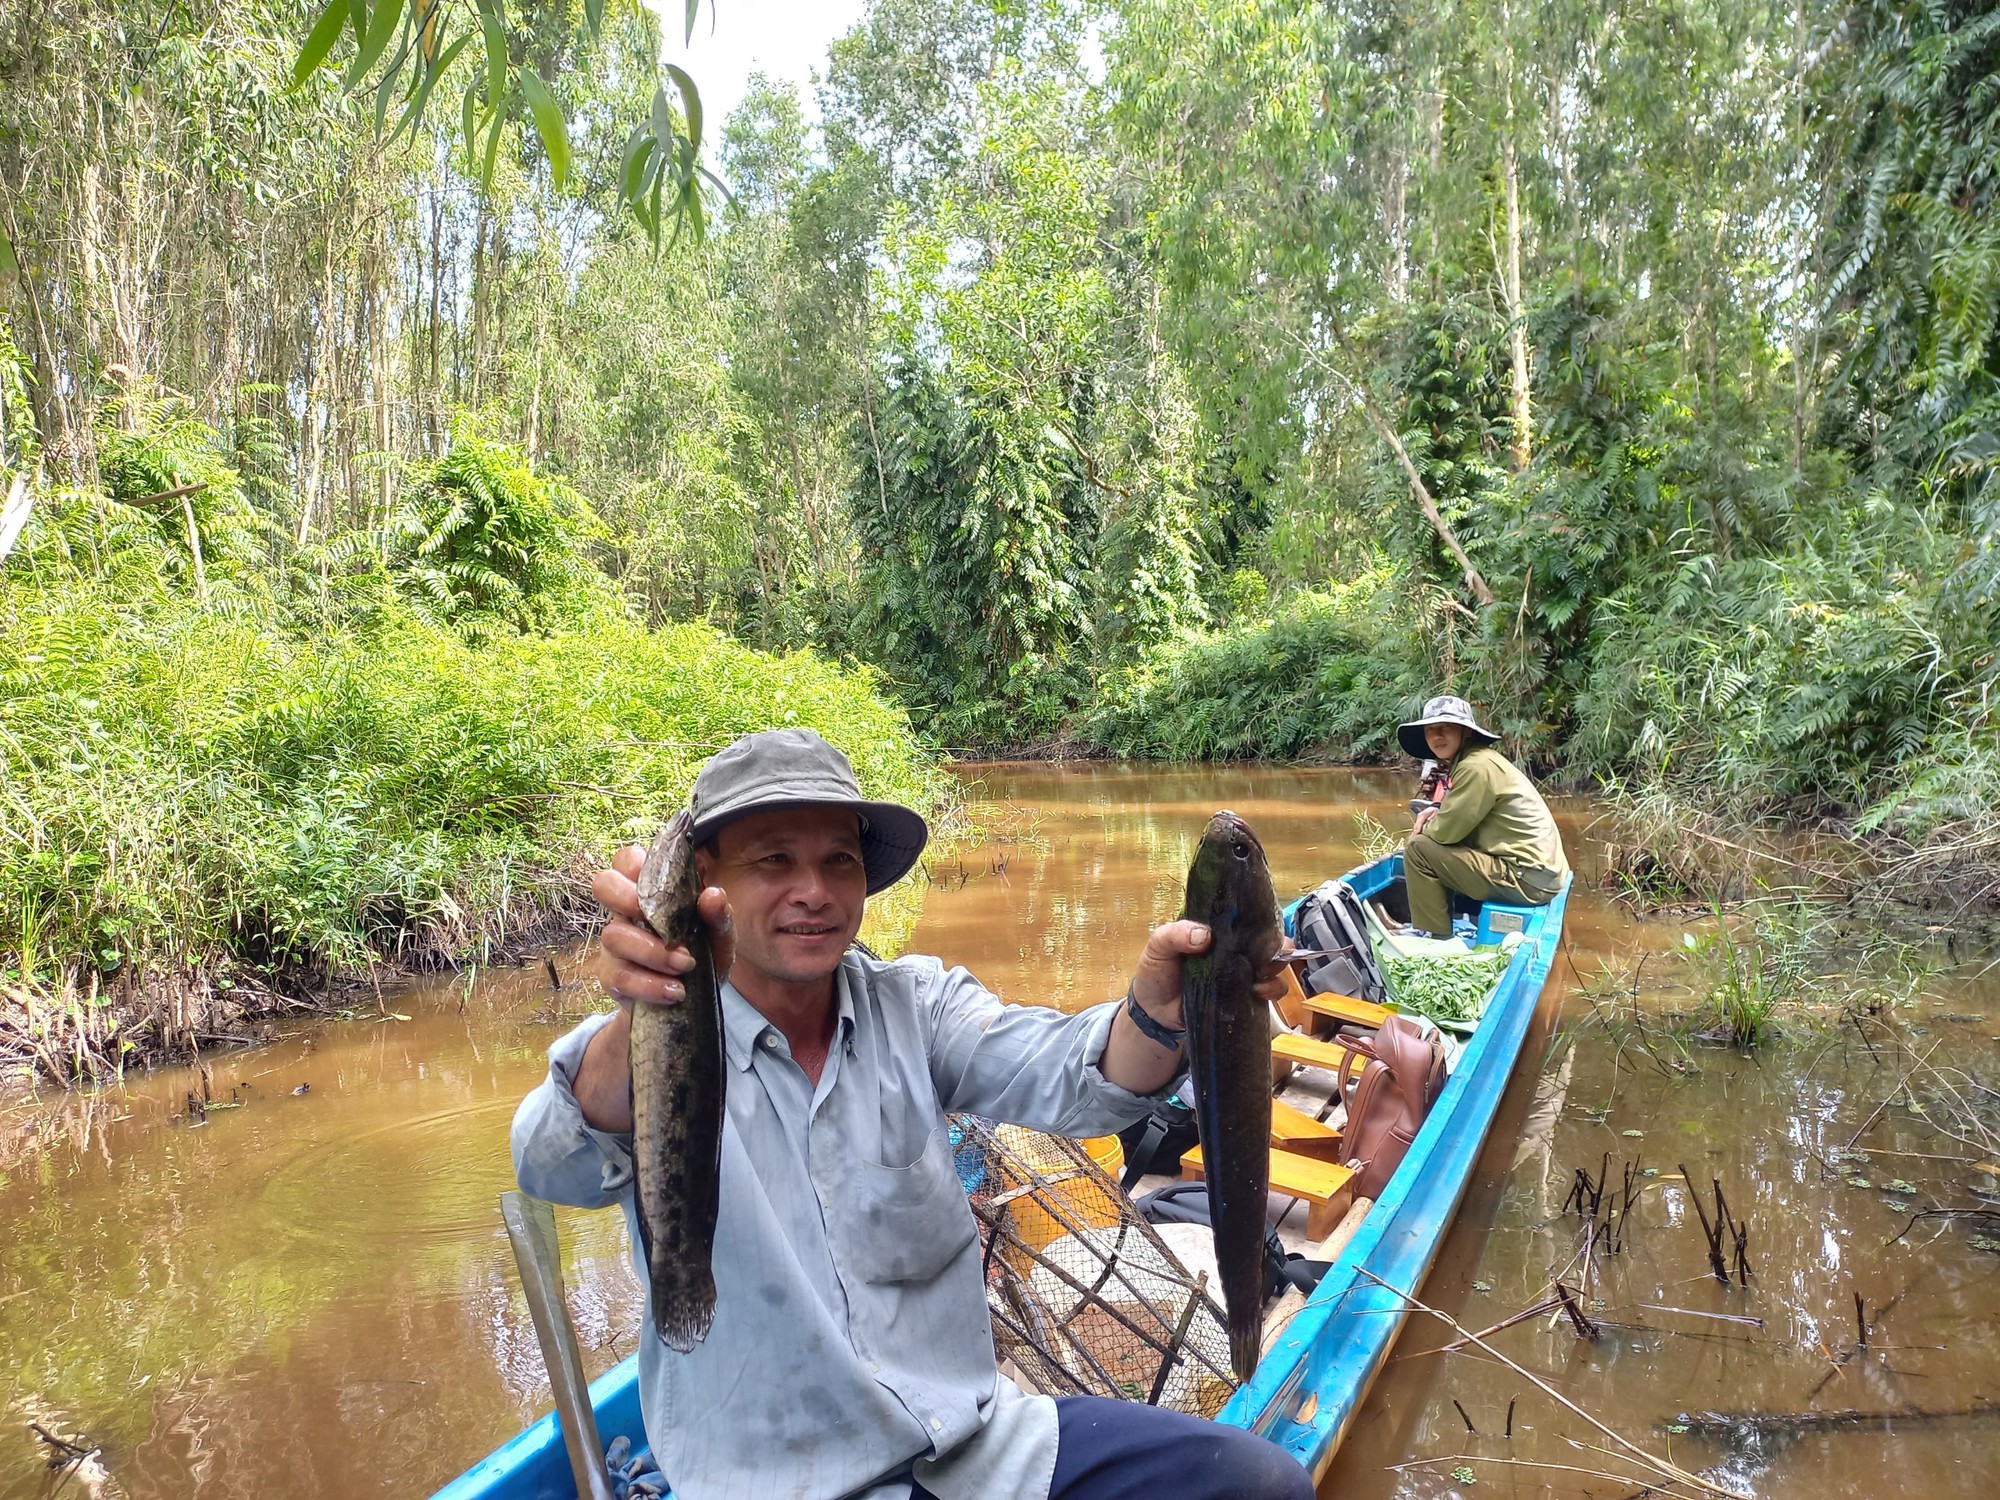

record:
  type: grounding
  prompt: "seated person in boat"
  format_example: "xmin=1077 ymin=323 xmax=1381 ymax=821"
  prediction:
xmin=512 ymin=729 xmax=1312 ymax=1500
xmin=1396 ymin=695 xmax=1569 ymax=938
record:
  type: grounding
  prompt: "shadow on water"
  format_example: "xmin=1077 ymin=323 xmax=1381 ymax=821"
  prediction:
xmin=2 ymin=762 xmax=1996 ymax=1499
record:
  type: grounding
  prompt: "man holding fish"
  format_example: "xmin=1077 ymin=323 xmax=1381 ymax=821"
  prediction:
xmin=513 ymin=729 xmax=1313 ymax=1500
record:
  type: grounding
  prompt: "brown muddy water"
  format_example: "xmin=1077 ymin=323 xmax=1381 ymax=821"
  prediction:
xmin=3 ymin=764 xmax=1997 ymax=1500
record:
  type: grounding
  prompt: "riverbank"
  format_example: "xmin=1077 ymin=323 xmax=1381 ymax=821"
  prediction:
xmin=6 ymin=483 xmax=1983 ymax=1092
xmin=0 ymin=502 xmax=952 ymax=1087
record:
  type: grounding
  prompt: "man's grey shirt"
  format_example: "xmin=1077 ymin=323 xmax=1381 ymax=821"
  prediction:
xmin=511 ymin=948 xmax=1160 ymax=1500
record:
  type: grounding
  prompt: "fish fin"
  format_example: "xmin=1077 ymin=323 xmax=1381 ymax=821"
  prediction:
xmin=632 ymin=1178 xmax=655 ymax=1269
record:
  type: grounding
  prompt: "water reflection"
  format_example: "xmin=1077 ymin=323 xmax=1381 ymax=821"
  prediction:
xmin=907 ymin=763 xmax=1414 ymax=1011
xmin=0 ymin=965 xmax=638 ymax=1500
xmin=1 ymin=763 xmax=1993 ymax=1500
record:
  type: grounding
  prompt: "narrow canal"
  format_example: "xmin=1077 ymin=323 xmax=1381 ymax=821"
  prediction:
xmin=3 ymin=764 xmax=1995 ymax=1499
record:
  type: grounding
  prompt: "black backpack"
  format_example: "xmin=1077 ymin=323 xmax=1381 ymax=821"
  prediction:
xmin=1293 ymin=880 xmax=1389 ymax=1004
xmin=1134 ymin=1181 xmax=1327 ymax=1298
xmin=1116 ymin=1077 xmax=1200 ymax=1189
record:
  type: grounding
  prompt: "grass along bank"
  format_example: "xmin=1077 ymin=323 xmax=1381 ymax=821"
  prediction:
xmin=1082 ymin=568 xmax=1433 ymax=762
xmin=1 ymin=489 xmax=951 ymax=1088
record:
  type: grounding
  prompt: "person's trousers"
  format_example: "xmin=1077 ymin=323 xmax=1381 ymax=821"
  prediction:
xmin=914 ymin=1395 xmax=1315 ymax=1500
xmin=1403 ymin=832 xmax=1546 ymax=937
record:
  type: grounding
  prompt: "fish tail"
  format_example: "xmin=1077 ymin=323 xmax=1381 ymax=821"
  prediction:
xmin=651 ymin=1267 xmax=718 ymax=1352
xmin=1230 ymin=1321 xmax=1260 ymax=1383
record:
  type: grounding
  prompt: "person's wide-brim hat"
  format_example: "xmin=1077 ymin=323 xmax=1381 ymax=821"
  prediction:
xmin=1397 ymin=695 xmax=1499 ymax=759
xmin=687 ymin=728 xmax=929 ymax=894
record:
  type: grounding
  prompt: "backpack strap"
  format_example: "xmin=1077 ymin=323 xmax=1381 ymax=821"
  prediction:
xmin=1120 ymin=1115 xmax=1170 ymax=1191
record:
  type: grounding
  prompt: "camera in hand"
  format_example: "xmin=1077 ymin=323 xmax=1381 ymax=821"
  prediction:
xmin=1410 ymin=757 xmax=1445 ymax=818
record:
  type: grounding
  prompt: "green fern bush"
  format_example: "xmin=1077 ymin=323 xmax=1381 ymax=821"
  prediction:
xmin=95 ymin=385 xmax=274 ymax=594
xmin=384 ymin=417 xmax=608 ymax=637
xmin=1573 ymin=504 xmax=1958 ymax=808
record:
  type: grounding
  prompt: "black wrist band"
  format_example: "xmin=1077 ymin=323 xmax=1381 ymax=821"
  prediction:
xmin=1124 ymin=987 xmax=1186 ymax=1050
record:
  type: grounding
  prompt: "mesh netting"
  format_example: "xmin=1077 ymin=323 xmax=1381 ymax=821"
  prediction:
xmin=948 ymin=1116 xmax=1239 ymax=1417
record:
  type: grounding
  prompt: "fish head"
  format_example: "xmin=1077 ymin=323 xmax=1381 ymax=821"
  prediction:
xmin=636 ymin=808 xmax=699 ymax=941
xmin=1184 ymin=811 xmax=1279 ymax=942
xmin=1202 ymin=810 xmax=1266 ymax=867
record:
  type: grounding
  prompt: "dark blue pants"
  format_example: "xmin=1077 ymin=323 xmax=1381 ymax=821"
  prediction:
xmin=917 ymin=1395 xmax=1315 ymax=1500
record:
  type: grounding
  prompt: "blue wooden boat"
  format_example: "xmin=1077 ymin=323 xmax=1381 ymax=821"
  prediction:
xmin=433 ymin=852 xmax=1570 ymax=1498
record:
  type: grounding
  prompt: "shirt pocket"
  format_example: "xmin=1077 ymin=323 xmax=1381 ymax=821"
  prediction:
xmin=846 ymin=1124 xmax=978 ymax=1285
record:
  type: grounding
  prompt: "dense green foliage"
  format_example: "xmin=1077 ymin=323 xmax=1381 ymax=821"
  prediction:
xmin=1087 ymin=571 xmax=1430 ymax=761
xmin=384 ymin=418 xmax=607 ymax=634
xmin=0 ymin=468 xmax=943 ymax=1079
xmin=4 ymin=0 xmax=2000 ymax=1081
xmin=1075 ymin=0 xmax=1996 ymax=851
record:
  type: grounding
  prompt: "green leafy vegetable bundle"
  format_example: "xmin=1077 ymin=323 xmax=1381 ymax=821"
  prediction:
xmin=1382 ymin=951 xmax=1510 ymax=1025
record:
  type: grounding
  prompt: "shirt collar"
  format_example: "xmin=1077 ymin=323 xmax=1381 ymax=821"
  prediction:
xmin=718 ymin=955 xmax=859 ymax=1072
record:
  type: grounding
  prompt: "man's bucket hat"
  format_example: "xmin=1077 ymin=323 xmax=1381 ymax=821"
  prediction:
xmin=1397 ymin=695 xmax=1500 ymax=759
xmin=688 ymin=728 xmax=929 ymax=894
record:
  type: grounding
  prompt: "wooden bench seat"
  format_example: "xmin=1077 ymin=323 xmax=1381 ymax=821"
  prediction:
xmin=1300 ymin=990 xmax=1393 ymax=1031
xmin=1269 ymin=1098 xmax=1344 ymax=1162
xmin=1271 ymin=1030 xmax=1371 ymax=1077
xmin=1179 ymin=1143 xmax=1356 ymax=1238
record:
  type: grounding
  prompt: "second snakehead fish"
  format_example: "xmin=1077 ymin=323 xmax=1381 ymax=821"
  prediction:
xmin=1180 ymin=810 xmax=1282 ymax=1381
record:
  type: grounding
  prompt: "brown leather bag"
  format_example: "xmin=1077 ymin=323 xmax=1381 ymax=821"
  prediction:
xmin=1335 ymin=1016 xmax=1447 ymax=1201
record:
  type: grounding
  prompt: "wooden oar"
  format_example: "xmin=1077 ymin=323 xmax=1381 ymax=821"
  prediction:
xmin=500 ymin=1191 xmax=619 ymax=1500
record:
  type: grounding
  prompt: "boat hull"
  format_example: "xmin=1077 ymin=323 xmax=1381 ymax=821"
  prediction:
xmin=1229 ymin=854 xmax=1570 ymax=1477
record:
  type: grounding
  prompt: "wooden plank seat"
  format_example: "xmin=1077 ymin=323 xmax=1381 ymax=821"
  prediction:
xmin=1180 ymin=1143 xmax=1356 ymax=1239
xmin=1300 ymin=990 xmax=1393 ymax=1031
xmin=1275 ymin=963 xmax=1310 ymax=1031
xmin=1272 ymin=1030 xmax=1371 ymax=1077
xmin=1269 ymin=1098 xmax=1344 ymax=1163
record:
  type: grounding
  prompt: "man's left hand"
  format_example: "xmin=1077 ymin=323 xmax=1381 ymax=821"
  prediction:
xmin=1103 ymin=922 xmax=1293 ymax=1094
xmin=1128 ymin=921 xmax=1292 ymax=1032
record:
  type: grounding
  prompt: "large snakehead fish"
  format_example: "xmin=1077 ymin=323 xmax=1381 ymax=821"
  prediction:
xmin=1180 ymin=810 xmax=1282 ymax=1381
xmin=631 ymin=808 xmax=726 ymax=1351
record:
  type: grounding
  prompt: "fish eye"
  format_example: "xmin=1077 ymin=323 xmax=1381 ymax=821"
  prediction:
xmin=1232 ymin=842 xmax=1250 ymax=860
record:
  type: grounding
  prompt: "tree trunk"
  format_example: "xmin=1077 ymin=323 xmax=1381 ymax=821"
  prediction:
xmin=374 ymin=226 xmax=394 ymax=535
xmin=181 ymin=491 xmax=208 ymax=603
xmin=299 ymin=238 xmax=338 ymax=547
xmin=1385 ymin=145 xmax=1408 ymax=303
xmin=861 ymin=378 xmax=889 ymax=519
xmin=1499 ymin=9 xmax=1532 ymax=473
xmin=1358 ymin=392 xmax=1496 ymax=607
xmin=427 ymin=183 xmax=444 ymax=448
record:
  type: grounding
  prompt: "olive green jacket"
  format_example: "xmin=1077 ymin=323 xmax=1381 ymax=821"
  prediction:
xmin=1427 ymin=744 xmax=1569 ymax=898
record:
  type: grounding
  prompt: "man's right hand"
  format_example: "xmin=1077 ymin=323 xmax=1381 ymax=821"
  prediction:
xmin=593 ymin=843 xmax=736 ymax=1004
xmin=572 ymin=845 xmax=734 ymax=1131
xmin=1411 ymin=806 xmax=1438 ymax=836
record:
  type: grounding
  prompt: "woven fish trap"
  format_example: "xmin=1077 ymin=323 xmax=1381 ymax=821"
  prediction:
xmin=947 ymin=1115 xmax=1239 ymax=1418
